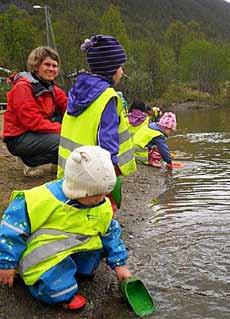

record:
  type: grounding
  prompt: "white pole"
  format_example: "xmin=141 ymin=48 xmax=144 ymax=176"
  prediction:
xmin=44 ymin=5 xmax=50 ymax=47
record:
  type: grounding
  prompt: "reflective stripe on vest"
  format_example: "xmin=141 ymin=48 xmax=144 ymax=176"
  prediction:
xmin=118 ymin=148 xmax=135 ymax=166
xmin=58 ymin=127 xmax=132 ymax=160
xmin=19 ymin=228 xmax=90 ymax=274
xmin=116 ymin=97 xmax=136 ymax=175
xmin=134 ymin=146 xmax=149 ymax=163
xmin=57 ymin=87 xmax=136 ymax=178
xmin=119 ymin=129 xmax=130 ymax=144
xmin=27 ymin=228 xmax=89 ymax=244
xmin=59 ymin=136 xmax=82 ymax=152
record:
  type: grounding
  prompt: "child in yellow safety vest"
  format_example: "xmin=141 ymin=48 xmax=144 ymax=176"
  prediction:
xmin=0 ymin=146 xmax=132 ymax=310
xmin=146 ymin=105 xmax=162 ymax=123
xmin=127 ymin=100 xmax=149 ymax=137
xmin=133 ymin=112 xmax=177 ymax=169
xmin=145 ymin=105 xmax=163 ymax=166
xmin=57 ymin=35 xmax=136 ymax=213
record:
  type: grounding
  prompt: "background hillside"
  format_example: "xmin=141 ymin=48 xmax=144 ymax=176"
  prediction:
xmin=1 ymin=0 xmax=230 ymax=40
xmin=1 ymin=0 xmax=230 ymax=104
xmin=119 ymin=0 xmax=230 ymax=41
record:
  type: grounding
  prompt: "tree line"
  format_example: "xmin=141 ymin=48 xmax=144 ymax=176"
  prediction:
xmin=0 ymin=3 xmax=230 ymax=104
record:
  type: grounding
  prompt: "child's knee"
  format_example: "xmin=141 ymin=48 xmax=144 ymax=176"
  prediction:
xmin=28 ymin=257 xmax=78 ymax=304
xmin=73 ymin=250 xmax=102 ymax=275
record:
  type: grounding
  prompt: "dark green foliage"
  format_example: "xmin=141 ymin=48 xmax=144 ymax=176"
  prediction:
xmin=180 ymin=40 xmax=230 ymax=94
xmin=0 ymin=5 xmax=40 ymax=70
xmin=0 ymin=0 xmax=230 ymax=101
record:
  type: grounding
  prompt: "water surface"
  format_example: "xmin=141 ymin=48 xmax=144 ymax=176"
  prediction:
xmin=129 ymin=107 xmax=230 ymax=319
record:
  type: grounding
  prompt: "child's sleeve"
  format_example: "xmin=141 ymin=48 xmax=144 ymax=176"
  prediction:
xmin=0 ymin=195 xmax=31 ymax=269
xmin=149 ymin=135 xmax=172 ymax=164
xmin=98 ymin=98 xmax=119 ymax=165
xmin=101 ymin=219 xmax=128 ymax=269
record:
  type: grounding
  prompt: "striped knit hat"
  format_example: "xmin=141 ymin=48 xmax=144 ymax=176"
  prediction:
xmin=80 ymin=34 xmax=127 ymax=78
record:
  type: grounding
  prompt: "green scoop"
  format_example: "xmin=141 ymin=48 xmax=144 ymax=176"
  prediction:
xmin=119 ymin=276 xmax=157 ymax=317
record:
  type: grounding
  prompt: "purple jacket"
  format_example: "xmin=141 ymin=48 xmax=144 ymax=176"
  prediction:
xmin=67 ymin=72 xmax=119 ymax=165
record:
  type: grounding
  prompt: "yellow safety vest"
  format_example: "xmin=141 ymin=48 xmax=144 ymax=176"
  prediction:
xmin=127 ymin=117 xmax=149 ymax=138
xmin=133 ymin=125 xmax=163 ymax=164
xmin=10 ymin=183 xmax=113 ymax=285
xmin=57 ymin=87 xmax=136 ymax=178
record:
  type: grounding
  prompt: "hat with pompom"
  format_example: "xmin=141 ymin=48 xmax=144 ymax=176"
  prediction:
xmin=159 ymin=112 xmax=177 ymax=130
xmin=62 ymin=146 xmax=116 ymax=199
xmin=80 ymin=34 xmax=127 ymax=78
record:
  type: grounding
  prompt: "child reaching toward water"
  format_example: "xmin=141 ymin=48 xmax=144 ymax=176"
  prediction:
xmin=133 ymin=112 xmax=177 ymax=169
xmin=127 ymin=100 xmax=149 ymax=136
xmin=0 ymin=146 xmax=132 ymax=310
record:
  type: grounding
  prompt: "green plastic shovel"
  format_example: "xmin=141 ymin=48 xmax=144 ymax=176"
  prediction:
xmin=119 ymin=276 xmax=157 ymax=317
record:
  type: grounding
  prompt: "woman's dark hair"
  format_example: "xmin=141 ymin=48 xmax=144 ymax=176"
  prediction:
xmin=129 ymin=100 xmax=146 ymax=112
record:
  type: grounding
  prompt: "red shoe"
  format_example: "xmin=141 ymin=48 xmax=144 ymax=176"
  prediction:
xmin=66 ymin=294 xmax=87 ymax=310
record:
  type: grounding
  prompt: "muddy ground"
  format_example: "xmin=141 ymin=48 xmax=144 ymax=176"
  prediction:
xmin=0 ymin=130 xmax=167 ymax=319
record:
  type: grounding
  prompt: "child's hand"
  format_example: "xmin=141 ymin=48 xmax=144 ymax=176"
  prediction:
xmin=114 ymin=265 xmax=132 ymax=282
xmin=166 ymin=163 xmax=173 ymax=170
xmin=0 ymin=269 xmax=16 ymax=287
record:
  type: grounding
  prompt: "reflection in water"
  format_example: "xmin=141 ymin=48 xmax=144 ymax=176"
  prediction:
xmin=130 ymin=108 xmax=230 ymax=319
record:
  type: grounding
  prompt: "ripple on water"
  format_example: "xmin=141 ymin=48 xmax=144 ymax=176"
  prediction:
xmin=129 ymin=127 xmax=230 ymax=318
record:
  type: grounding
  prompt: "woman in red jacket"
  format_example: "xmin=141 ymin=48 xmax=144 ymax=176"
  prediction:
xmin=3 ymin=46 xmax=67 ymax=176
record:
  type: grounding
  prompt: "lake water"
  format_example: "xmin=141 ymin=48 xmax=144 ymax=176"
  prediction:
xmin=129 ymin=106 xmax=230 ymax=319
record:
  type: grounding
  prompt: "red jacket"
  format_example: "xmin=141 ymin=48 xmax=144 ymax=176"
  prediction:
xmin=3 ymin=73 xmax=67 ymax=138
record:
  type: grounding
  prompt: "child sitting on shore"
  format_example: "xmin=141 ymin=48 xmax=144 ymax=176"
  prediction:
xmin=133 ymin=112 xmax=176 ymax=168
xmin=0 ymin=145 xmax=132 ymax=310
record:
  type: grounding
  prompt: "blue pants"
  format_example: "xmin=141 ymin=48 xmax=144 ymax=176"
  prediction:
xmin=28 ymin=250 xmax=101 ymax=304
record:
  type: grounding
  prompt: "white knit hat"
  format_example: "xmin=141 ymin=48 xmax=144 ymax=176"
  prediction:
xmin=62 ymin=146 xmax=116 ymax=199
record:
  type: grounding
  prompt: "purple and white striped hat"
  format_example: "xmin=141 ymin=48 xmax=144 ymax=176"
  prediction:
xmin=80 ymin=34 xmax=127 ymax=78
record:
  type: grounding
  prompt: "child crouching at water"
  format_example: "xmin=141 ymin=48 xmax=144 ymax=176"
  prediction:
xmin=127 ymin=100 xmax=149 ymax=137
xmin=0 ymin=146 xmax=132 ymax=310
xmin=133 ymin=112 xmax=176 ymax=168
